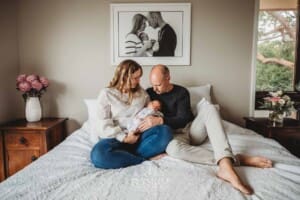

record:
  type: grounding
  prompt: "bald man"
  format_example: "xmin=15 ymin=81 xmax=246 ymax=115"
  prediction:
xmin=147 ymin=12 xmax=177 ymax=56
xmin=138 ymin=64 xmax=273 ymax=195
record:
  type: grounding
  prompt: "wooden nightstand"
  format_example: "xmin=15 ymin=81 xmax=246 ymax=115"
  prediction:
xmin=244 ymin=117 xmax=300 ymax=158
xmin=0 ymin=118 xmax=68 ymax=181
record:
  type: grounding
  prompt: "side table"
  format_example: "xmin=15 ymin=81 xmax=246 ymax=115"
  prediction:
xmin=0 ymin=118 xmax=68 ymax=181
xmin=244 ymin=117 xmax=300 ymax=158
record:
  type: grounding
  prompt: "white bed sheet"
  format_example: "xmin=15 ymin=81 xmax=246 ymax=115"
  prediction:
xmin=0 ymin=121 xmax=299 ymax=200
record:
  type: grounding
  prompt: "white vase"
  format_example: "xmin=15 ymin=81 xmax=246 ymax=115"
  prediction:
xmin=25 ymin=97 xmax=42 ymax=122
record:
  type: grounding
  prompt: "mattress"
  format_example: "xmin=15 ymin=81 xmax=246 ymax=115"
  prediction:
xmin=0 ymin=120 xmax=299 ymax=200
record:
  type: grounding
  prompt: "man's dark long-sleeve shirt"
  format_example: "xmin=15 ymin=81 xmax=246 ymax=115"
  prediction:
xmin=147 ymin=85 xmax=194 ymax=129
xmin=153 ymin=24 xmax=177 ymax=57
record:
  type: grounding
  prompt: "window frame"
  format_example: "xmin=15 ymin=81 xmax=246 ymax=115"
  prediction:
xmin=255 ymin=4 xmax=300 ymax=119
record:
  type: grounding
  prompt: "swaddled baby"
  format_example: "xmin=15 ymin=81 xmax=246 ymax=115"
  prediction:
xmin=127 ymin=100 xmax=163 ymax=133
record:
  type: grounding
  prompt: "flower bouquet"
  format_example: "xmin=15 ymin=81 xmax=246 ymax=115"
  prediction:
xmin=16 ymin=74 xmax=49 ymax=100
xmin=260 ymin=90 xmax=295 ymax=124
xmin=16 ymin=74 xmax=49 ymax=122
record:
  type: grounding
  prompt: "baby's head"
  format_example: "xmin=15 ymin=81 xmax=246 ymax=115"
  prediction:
xmin=147 ymin=100 xmax=162 ymax=111
xmin=138 ymin=31 xmax=149 ymax=41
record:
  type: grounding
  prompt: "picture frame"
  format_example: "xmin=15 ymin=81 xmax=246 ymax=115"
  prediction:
xmin=110 ymin=3 xmax=191 ymax=66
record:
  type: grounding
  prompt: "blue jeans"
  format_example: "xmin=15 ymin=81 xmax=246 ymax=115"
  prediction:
xmin=90 ymin=125 xmax=173 ymax=169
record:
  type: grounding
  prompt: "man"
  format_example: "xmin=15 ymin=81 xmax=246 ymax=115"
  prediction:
xmin=138 ymin=64 xmax=273 ymax=195
xmin=147 ymin=12 xmax=177 ymax=56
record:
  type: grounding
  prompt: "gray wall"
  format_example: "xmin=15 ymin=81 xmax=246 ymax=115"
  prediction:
xmin=3 ymin=0 xmax=255 ymax=132
xmin=0 ymin=0 xmax=20 ymax=124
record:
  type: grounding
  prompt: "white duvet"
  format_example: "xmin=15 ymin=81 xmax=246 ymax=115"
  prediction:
xmin=0 ymin=121 xmax=299 ymax=200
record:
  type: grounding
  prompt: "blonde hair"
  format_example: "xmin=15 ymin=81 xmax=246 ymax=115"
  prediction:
xmin=109 ymin=59 xmax=143 ymax=104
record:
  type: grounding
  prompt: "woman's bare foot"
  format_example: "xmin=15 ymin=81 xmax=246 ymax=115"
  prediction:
xmin=217 ymin=158 xmax=253 ymax=195
xmin=237 ymin=154 xmax=272 ymax=168
xmin=149 ymin=153 xmax=167 ymax=160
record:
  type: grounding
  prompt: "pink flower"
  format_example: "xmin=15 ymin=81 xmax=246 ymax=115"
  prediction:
xmin=39 ymin=76 xmax=49 ymax=87
xmin=270 ymin=97 xmax=280 ymax=102
xmin=16 ymin=74 xmax=49 ymax=99
xmin=26 ymin=74 xmax=38 ymax=82
xmin=18 ymin=81 xmax=31 ymax=92
xmin=16 ymin=74 xmax=27 ymax=83
xmin=31 ymin=80 xmax=43 ymax=91
xmin=263 ymin=97 xmax=271 ymax=101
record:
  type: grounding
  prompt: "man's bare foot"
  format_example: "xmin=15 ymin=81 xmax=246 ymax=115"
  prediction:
xmin=217 ymin=158 xmax=253 ymax=195
xmin=237 ymin=154 xmax=272 ymax=168
xmin=149 ymin=153 xmax=167 ymax=160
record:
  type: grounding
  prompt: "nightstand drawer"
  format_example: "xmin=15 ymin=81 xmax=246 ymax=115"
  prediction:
xmin=6 ymin=149 xmax=40 ymax=176
xmin=4 ymin=132 xmax=41 ymax=149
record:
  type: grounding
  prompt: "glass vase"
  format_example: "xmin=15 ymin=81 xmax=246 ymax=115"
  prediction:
xmin=25 ymin=97 xmax=42 ymax=122
xmin=268 ymin=111 xmax=284 ymax=125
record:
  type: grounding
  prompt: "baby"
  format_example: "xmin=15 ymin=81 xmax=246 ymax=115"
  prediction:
xmin=137 ymin=31 xmax=159 ymax=56
xmin=127 ymin=100 xmax=163 ymax=133
xmin=138 ymin=31 xmax=150 ymax=42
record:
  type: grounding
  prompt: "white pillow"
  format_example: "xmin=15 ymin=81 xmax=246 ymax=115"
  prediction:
xmin=83 ymin=99 xmax=101 ymax=144
xmin=83 ymin=99 xmax=97 ymax=132
xmin=187 ymin=84 xmax=212 ymax=115
xmin=84 ymin=99 xmax=98 ymax=123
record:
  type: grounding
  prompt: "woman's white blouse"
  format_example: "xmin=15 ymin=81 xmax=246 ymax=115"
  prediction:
xmin=93 ymin=87 xmax=149 ymax=142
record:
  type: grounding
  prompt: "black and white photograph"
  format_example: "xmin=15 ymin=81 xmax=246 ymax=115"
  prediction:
xmin=111 ymin=3 xmax=191 ymax=65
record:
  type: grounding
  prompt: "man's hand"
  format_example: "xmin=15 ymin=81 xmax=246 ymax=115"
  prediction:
xmin=123 ymin=132 xmax=140 ymax=144
xmin=138 ymin=116 xmax=163 ymax=132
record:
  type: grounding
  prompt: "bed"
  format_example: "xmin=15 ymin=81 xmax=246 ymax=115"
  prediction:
xmin=1 ymin=84 xmax=300 ymax=200
xmin=0 ymin=118 xmax=299 ymax=200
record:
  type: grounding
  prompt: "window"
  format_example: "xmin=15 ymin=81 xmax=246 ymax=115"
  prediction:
xmin=255 ymin=0 xmax=300 ymax=118
xmin=256 ymin=10 xmax=296 ymax=91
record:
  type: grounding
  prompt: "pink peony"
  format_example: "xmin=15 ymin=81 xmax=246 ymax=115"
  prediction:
xmin=31 ymin=80 xmax=43 ymax=91
xmin=16 ymin=74 xmax=49 ymax=98
xmin=39 ymin=76 xmax=49 ymax=87
xmin=270 ymin=97 xmax=280 ymax=102
xmin=18 ymin=81 xmax=31 ymax=92
xmin=16 ymin=74 xmax=27 ymax=83
xmin=26 ymin=74 xmax=38 ymax=82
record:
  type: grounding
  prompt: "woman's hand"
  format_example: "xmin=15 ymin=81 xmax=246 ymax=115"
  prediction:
xmin=123 ymin=132 xmax=140 ymax=144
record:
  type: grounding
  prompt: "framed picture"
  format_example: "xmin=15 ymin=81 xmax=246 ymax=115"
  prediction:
xmin=110 ymin=3 xmax=191 ymax=66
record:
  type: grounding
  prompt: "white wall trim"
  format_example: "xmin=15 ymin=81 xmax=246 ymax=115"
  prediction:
xmin=249 ymin=0 xmax=260 ymax=116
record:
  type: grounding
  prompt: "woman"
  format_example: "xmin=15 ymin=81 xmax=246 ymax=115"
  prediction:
xmin=90 ymin=59 xmax=173 ymax=169
xmin=124 ymin=14 xmax=153 ymax=57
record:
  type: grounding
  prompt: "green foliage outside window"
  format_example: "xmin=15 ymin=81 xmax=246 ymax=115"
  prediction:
xmin=256 ymin=62 xmax=293 ymax=91
xmin=256 ymin=11 xmax=296 ymax=92
xmin=256 ymin=41 xmax=294 ymax=91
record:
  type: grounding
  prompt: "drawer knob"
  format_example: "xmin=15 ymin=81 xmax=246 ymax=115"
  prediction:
xmin=19 ymin=137 xmax=27 ymax=144
xmin=31 ymin=156 xmax=38 ymax=162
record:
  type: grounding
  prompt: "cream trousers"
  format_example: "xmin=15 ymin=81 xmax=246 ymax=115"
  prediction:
xmin=166 ymin=100 xmax=237 ymax=165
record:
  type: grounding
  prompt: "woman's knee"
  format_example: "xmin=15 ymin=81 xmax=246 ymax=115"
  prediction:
xmin=90 ymin=140 xmax=111 ymax=168
xmin=156 ymin=125 xmax=173 ymax=142
xmin=143 ymin=125 xmax=173 ymax=153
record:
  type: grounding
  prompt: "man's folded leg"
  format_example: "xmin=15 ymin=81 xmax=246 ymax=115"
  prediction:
xmin=166 ymin=133 xmax=216 ymax=165
xmin=190 ymin=101 xmax=238 ymax=165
